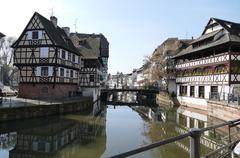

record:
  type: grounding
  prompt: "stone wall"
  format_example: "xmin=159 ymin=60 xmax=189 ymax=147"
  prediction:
xmin=0 ymin=98 xmax=93 ymax=122
xmin=207 ymin=101 xmax=240 ymax=121
xmin=19 ymin=83 xmax=78 ymax=100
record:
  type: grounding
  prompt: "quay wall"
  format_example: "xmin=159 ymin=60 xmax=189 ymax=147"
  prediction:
xmin=207 ymin=101 xmax=240 ymax=121
xmin=0 ymin=98 xmax=93 ymax=122
xmin=19 ymin=83 xmax=78 ymax=100
xmin=156 ymin=93 xmax=180 ymax=108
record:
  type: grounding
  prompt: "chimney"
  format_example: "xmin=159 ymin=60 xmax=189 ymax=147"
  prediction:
xmin=62 ymin=27 xmax=70 ymax=37
xmin=50 ymin=16 xmax=57 ymax=28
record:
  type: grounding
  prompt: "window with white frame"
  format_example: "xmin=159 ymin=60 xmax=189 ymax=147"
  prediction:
xmin=40 ymin=47 xmax=48 ymax=58
xmin=72 ymin=54 xmax=75 ymax=62
xmin=61 ymin=50 xmax=66 ymax=59
xmin=60 ymin=68 xmax=64 ymax=77
xmin=27 ymin=31 xmax=42 ymax=40
xmin=70 ymin=70 xmax=73 ymax=78
xmin=68 ymin=53 xmax=71 ymax=61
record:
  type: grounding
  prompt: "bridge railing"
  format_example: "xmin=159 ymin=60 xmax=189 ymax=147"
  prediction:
xmin=108 ymin=118 xmax=240 ymax=158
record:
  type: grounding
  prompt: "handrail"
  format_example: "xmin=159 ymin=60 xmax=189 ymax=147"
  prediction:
xmin=108 ymin=118 xmax=240 ymax=158
xmin=109 ymin=132 xmax=192 ymax=158
xmin=204 ymin=140 xmax=239 ymax=158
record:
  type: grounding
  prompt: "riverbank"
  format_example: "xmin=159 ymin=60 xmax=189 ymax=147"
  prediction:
xmin=0 ymin=96 xmax=94 ymax=122
xmin=156 ymin=93 xmax=179 ymax=108
xmin=157 ymin=93 xmax=240 ymax=122
xmin=173 ymin=96 xmax=240 ymax=121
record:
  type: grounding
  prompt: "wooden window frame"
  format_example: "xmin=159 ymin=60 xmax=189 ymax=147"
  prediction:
xmin=32 ymin=31 xmax=39 ymax=39
xmin=90 ymin=74 xmax=94 ymax=82
xmin=60 ymin=68 xmax=64 ymax=77
xmin=41 ymin=67 xmax=48 ymax=77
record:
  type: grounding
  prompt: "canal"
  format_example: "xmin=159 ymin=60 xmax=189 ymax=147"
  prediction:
xmin=0 ymin=95 xmax=237 ymax=158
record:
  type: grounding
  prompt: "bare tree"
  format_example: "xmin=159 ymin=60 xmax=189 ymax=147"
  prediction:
xmin=0 ymin=36 xmax=16 ymax=85
xmin=142 ymin=38 xmax=191 ymax=91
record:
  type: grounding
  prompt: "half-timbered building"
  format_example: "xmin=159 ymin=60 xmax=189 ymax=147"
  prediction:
xmin=71 ymin=33 xmax=109 ymax=81
xmin=173 ymin=18 xmax=240 ymax=110
xmin=12 ymin=12 xmax=82 ymax=99
xmin=70 ymin=33 xmax=108 ymax=101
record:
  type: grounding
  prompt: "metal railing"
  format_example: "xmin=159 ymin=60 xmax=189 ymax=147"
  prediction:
xmin=108 ymin=118 xmax=240 ymax=158
xmin=209 ymin=92 xmax=240 ymax=105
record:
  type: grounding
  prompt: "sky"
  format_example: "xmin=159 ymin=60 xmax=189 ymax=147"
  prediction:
xmin=1 ymin=0 xmax=240 ymax=74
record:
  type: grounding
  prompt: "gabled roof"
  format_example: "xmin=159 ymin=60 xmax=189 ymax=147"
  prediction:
xmin=12 ymin=12 xmax=81 ymax=56
xmin=173 ymin=18 xmax=240 ymax=59
xmin=77 ymin=37 xmax=101 ymax=59
xmin=0 ymin=32 xmax=5 ymax=39
xmin=71 ymin=33 xmax=109 ymax=57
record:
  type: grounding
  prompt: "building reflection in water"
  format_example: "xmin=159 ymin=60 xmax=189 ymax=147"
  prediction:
xmin=134 ymin=105 xmax=238 ymax=157
xmin=7 ymin=108 xmax=106 ymax=158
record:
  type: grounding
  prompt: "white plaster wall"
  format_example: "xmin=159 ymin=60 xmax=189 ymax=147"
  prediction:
xmin=177 ymin=85 xmax=180 ymax=96
xmin=177 ymin=96 xmax=208 ymax=110
xmin=218 ymin=85 xmax=229 ymax=100
xmin=195 ymin=86 xmax=199 ymax=98
xmin=187 ymin=85 xmax=190 ymax=97
xmin=205 ymin=85 xmax=210 ymax=99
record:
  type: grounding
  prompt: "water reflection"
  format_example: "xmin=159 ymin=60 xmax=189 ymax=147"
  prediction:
xmin=133 ymin=105 xmax=239 ymax=157
xmin=0 ymin=106 xmax=106 ymax=158
xmin=0 ymin=92 xmax=239 ymax=158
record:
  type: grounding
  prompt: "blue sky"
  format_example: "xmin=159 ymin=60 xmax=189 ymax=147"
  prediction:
xmin=1 ymin=0 xmax=240 ymax=74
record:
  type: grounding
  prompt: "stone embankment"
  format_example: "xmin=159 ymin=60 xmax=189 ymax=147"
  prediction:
xmin=0 ymin=97 xmax=93 ymax=122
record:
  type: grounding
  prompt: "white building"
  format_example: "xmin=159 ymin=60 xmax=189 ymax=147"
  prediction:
xmin=173 ymin=18 xmax=240 ymax=110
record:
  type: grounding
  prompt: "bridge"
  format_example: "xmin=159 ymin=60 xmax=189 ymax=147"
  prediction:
xmin=101 ymin=88 xmax=158 ymax=103
xmin=104 ymin=101 xmax=158 ymax=106
xmin=101 ymin=88 xmax=159 ymax=93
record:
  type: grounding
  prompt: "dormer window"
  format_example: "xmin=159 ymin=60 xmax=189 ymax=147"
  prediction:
xmin=32 ymin=31 xmax=39 ymax=39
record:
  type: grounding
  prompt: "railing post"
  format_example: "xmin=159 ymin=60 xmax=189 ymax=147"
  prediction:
xmin=190 ymin=128 xmax=201 ymax=158
xmin=238 ymin=95 xmax=240 ymax=106
xmin=228 ymin=94 xmax=230 ymax=103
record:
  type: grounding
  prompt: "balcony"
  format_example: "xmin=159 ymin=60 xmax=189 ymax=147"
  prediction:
xmin=176 ymin=52 xmax=229 ymax=69
xmin=176 ymin=74 xmax=229 ymax=84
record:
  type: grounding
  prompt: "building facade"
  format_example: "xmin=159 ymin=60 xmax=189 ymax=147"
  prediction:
xmin=173 ymin=18 xmax=240 ymax=110
xmin=12 ymin=12 xmax=81 ymax=99
xmin=70 ymin=33 xmax=109 ymax=101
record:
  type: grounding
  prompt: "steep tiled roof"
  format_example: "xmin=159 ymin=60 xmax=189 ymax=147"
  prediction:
xmin=12 ymin=12 xmax=81 ymax=56
xmin=173 ymin=18 xmax=240 ymax=59
xmin=71 ymin=33 xmax=109 ymax=57
xmin=0 ymin=32 xmax=5 ymax=39
xmin=36 ymin=12 xmax=81 ymax=55
xmin=78 ymin=37 xmax=101 ymax=59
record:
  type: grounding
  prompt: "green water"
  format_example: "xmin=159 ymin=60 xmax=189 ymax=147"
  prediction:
xmin=0 ymin=104 xmax=232 ymax=158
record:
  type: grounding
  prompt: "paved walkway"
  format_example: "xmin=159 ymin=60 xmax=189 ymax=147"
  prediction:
xmin=0 ymin=96 xmax=91 ymax=108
